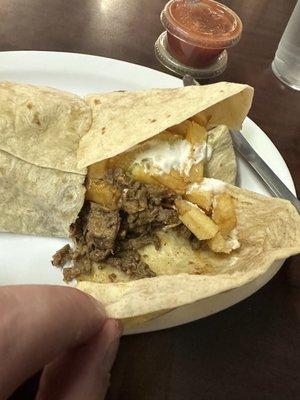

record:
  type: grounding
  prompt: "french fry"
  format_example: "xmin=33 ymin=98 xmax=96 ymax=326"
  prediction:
xmin=156 ymin=130 xmax=179 ymax=141
xmin=176 ymin=199 xmax=219 ymax=240
xmin=131 ymin=164 xmax=159 ymax=185
xmin=176 ymin=199 xmax=193 ymax=214
xmin=110 ymin=150 xmax=136 ymax=171
xmin=192 ymin=113 xmax=209 ymax=127
xmin=88 ymin=160 xmax=108 ymax=179
xmin=154 ymin=170 xmax=187 ymax=194
xmin=85 ymin=178 xmax=120 ymax=209
xmin=168 ymin=120 xmax=191 ymax=136
xmin=185 ymin=121 xmax=207 ymax=145
xmin=169 ymin=120 xmax=207 ymax=143
xmin=189 ymin=161 xmax=204 ymax=183
xmin=208 ymin=232 xmax=231 ymax=254
xmin=212 ymin=193 xmax=237 ymax=235
xmin=184 ymin=189 xmax=213 ymax=212
xmin=208 ymin=230 xmax=240 ymax=254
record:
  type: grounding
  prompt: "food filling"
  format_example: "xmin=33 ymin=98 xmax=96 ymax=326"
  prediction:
xmin=53 ymin=120 xmax=240 ymax=282
xmin=53 ymin=169 xmax=188 ymax=281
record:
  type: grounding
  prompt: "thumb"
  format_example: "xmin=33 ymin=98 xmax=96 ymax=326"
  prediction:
xmin=36 ymin=319 xmax=122 ymax=400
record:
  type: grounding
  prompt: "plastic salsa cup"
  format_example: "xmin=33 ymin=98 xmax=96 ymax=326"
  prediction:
xmin=161 ymin=0 xmax=242 ymax=68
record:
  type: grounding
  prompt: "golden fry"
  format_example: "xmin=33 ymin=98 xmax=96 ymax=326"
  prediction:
xmin=168 ymin=120 xmax=191 ymax=136
xmin=212 ymin=193 xmax=237 ymax=235
xmin=185 ymin=121 xmax=207 ymax=145
xmin=88 ymin=160 xmax=107 ymax=179
xmin=176 ymin=199 xmax=219 ymax=240
xmin=85 ymin=178 xmax=120 ymax=209
xmin=154 ymin=170 xmax=188 ymax=194
xmin=131 ymin=164 xmax=159 ymax=185
xmin=192 ymin=113 xmax=209 ymax=127
xmin=184 ymin=189 xmax=213 ymax=212
xmin=208 ymin=232 xmax=231 ymax=254
xmin=189 ymin=161 xmax=204 ymax=183
xmin=110 ymin=150 xmax=135 ymax=171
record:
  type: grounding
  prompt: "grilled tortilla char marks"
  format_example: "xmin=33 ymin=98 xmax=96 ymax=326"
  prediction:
xmin=54 ymin=168 xmax=201 ymax=281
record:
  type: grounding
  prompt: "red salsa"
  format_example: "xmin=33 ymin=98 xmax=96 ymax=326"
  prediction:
xmin=161 ymin=0 xmax=242 ymax=68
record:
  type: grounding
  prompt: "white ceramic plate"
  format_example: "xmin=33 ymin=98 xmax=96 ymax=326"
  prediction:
xmin=0 ymin=51 xmax=296 ymax=334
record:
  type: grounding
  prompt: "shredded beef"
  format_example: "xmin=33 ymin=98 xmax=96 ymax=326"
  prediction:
xmin=127 ymin=206 xmax=179 ymax=232
xmin=122 ymin=182 xmax=148 ymax=213
xmin=52 ymin=244 xmax=72 ymax=267
xmin=70 ymin=202 xmax=89 ymax=243
xmin=117 ymin=235 xmax=161 ymax=252
xmin=85 ymin=203 xmax=120 ymax=260
xmin=110 ymin=168 xmax=177 ymax=214
xmin=106 ymin=251 xmax=156 ymax=279
xmin=63 ymin=267 xmax=81 ymax=282
xmin=54 ymin=168 xmax=198 ymax=281
xmin=73 ymin=255 xmax=93 ymax=275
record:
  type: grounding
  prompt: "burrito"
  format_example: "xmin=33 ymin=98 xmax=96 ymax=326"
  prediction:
xmin=0 ymin=80 xmax=250 ymax=237
xmin=2 ymin=80 xmax=299 ymax=324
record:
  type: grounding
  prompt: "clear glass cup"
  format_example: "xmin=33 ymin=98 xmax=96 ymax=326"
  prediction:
xmin=272 ymin=1 xmax=300 ymax=91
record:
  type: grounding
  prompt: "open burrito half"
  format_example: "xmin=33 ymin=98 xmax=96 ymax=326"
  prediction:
xmin=77 ymin=183 xmax=300 ymax=320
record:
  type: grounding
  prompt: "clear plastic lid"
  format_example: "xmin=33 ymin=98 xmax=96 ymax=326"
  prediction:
xmin=161 ymin=0 xmax=242 ymax=49
xmin=155 ymin=31 xmax=228 ymax=79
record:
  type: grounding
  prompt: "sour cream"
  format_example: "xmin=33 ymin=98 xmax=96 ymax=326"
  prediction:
xmin=226 ymin=228 xmax=240 ymax=250
xmin=187 ymin=178 xmax=226 ymax=194
xmin=133 ymin=138 xmax=209 ymax=175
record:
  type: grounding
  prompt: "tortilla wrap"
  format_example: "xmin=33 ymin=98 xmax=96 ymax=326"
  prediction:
xmin=0 ymin=149 xmax=85 ymax=237
xmin=0 ymin=81 xmax=91 ymax=173
xmin=0 ymin=82 xmax=90 ymax=236
xmin=79 ymin=82 xmax=253 ymax=168
xmin=0 ymin=81 xmax=252 ymax=237
xmin=206 ymin=125 xmax=237 ymax=185
xmin=77 ymin=184 xmax=300 ymax=319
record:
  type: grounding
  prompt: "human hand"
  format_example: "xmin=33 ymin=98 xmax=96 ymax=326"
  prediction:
xmin=0 ymin=285 xmax=122 ymax=400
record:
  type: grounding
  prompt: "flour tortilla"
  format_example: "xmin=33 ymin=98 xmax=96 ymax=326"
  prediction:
xmin=0 ymin=82 xmax=90 ymax=236
xmin=78 ymin=82 xmax=253 ymax=168
xmin=206 ymin=125 xmax=237 ymax=184
xmin=0 ymin=149 xmax=85 ymax=237
xmin=0 ymin=81 xmax=91 ymax=174
xmin=77 ymin=184 xmax=300 ymax=319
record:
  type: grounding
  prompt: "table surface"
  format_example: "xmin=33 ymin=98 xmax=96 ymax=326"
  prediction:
xmin=2 ymin=0 xmax=299 ymax=399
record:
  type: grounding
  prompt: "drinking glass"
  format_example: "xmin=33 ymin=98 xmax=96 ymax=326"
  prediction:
xmin=272 ymin=1 xmax=300 ymax=91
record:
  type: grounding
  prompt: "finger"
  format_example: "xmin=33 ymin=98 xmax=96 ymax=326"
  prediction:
xmin=0 ymin=285 xmax=106 ymax=399
xmin=36 ymin=319 xmax=122 ymax=400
